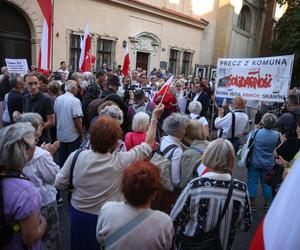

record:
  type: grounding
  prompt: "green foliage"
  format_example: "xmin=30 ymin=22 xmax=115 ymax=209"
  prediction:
xmin=271 ymin=3 xmax=300 ymax=86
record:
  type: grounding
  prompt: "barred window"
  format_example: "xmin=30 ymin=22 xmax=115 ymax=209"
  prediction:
xmin=182 ymin=51 xmax=192 ymax=76
xmin=96 ymin=39 xmax=115 ymax=71
xmin=169 ymin=49 xmax=178 ymax=75
xmin=69 ymin=34 xmax=81 ymax=72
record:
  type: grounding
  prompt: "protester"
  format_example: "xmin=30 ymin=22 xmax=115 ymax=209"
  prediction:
xmin=96 ymin=161 xmax=174 ymax=250
xmin=23 ymin=73 xmax=55 ymax=144
xmin=38 ymin=74 xmax=49 ymax=93
xmin=55 ymin=103 xmax=164 ymax=250
xmin=54 ymin=80 xmax=83 ymax=166
xmin=179 ymin=120 xmax=209 ymax=188
xmin=188 ymin=100 xmax=210 ymax=138
xmin=127 ymin=89 xmax=156 ymax=123
xmin=247 ymin=113 xmax=281 ymax=212
xmin=171 ymin=138 xmax=252 ymax=250
xmin=5 ymin=73 xmax=25 ymax=124
xmin=0 ymin=123 xmax=47 ymax=249
xmin=276 ymin=94 xmax=300 ymax=138
xmin=151 ymin=113 xmax=189 ymax=214
xmin=186 ymin=78 xmax=209 ymax=116
xmin=16 ymin=113 xmax=60 ymax=250
xmin=125 ymin=112 xmax=157 ymax=151
xmin=215 ymin=96 xmax=248 ymax=152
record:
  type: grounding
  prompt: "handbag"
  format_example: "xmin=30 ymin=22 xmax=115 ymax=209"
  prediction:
xmin=237 ymin=128 xmax=260 ymax=168
xmin=99 ymin=209 xmax=153 ymax=249
xmin=150 ymin=144 xmax=178 ymax=191
xmin=177 ymin=178 xmax=234 ymax=250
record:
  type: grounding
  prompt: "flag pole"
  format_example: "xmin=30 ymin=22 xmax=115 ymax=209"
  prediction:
xmin=51 ymin=0 xmax=54 ymax=72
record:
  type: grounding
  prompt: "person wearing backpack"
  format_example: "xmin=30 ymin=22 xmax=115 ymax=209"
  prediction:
xmin=82 ymin=71 xmax=107 ymax=118
xmin=151 ymin=113 xmax=189 ymax=214
xmin=127 ymin=89 xmax=156 ymax=123
xmin=0 ymin=123 xmax=47 ymax=250
xmin=276 ymin=94 xmax=300 ymax=139
xmin=179 ymin=120 xmax=209 ymax=189
xmin=171 ymin=139 xmax=252 ymax=250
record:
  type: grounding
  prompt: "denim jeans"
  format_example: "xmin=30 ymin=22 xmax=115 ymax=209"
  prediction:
xmin=247 ymin=163 xmax=271 ymax=201
xmin=59 ymin=137 xmax=81 ymax=167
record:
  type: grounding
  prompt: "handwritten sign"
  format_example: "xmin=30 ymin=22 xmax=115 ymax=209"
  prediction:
xmin=215 ymin=55 xmax=294 ymax=102
xmin=5 ymin=58 xmax=29 ymax=74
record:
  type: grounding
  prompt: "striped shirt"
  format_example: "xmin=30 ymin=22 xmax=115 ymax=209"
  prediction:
xmin=170 ymin=172 xmax=252 ymax=250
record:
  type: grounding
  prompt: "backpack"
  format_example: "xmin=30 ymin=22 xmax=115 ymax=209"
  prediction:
xmin=150 ymin=144 xmax=178 ymax=191
xmin=0 ymin=170 xmax=29 ymax=248
xmin=82 ymin=83 xmax=101 ymax=115
xmin=132 ymin=103 xmax=152 ymax=117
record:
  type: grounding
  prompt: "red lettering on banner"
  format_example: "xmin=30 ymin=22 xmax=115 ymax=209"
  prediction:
xmin=227 ymin=70 xmax=272 ymax=89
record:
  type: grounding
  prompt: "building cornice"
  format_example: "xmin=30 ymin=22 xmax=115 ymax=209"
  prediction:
xmin=106 ymin=0 xmax=209 ymax=29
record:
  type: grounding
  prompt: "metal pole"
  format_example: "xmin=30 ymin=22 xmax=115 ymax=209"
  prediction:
xmin=51 ymin=0 xmax=54 ymax=72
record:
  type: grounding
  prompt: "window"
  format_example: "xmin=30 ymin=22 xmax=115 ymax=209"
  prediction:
xmin=182 ymin=51 xmax=192 ymax=76
xmin=169 ymin=49 xmax=178 ymax=75
xmin=96 ymin=39 xmax=115 ymax=71
xmin=237 ymin=6 xmax=252 ymax=33
xmin=69 ymin=34 xmax=81 ymax=72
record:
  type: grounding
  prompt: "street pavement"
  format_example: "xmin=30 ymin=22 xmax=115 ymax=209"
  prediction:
xmin=58 ymin=163 xmax=265 ymax=250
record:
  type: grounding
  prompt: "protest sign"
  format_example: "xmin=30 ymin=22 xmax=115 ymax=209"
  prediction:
xmin=5 ymin=58 xmax=29 ymax=74
xmin=215 ymin=55 xmax=294 ymax=102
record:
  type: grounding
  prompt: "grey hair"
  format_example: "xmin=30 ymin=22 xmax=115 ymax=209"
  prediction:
xmin=65 ymin=80 xmax=78 ymax=92
xmin=98 ymin=105 xmax=124 ymax=125
xmin=15 ymin=113 xmax=43 ymax=135
xmin=132 ymin=112 xmax=150 ymax=132
xmin=82 ymin=71 xmax=92 ymax=81
xmin=71 ymin=72 xmax=82 ymax=81
xmin=162 ymin=113 xmax=189 ymax=136
xmin=9 ymin=73 xmax=23 ymax=89
xmin=261 ymin=113 xmax=277 ymax=129
xmin=202 ymin=138 xmax=235 ymax=173
xmin=188 ymin=101 xmax=202 ymax=115
xmin=0 ymin=122 xmax=36 ymax=169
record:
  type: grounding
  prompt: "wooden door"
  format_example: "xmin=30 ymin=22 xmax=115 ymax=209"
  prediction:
xmin=136 ymin=52 xmax=149 ymax=71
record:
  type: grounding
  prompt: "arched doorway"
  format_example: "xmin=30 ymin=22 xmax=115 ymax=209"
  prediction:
xmin=0 ymin=1 xmax=31 ymax=67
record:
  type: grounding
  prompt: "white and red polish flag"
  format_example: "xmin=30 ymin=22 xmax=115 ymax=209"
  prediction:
xmin=37 ymin=0 xmax=52 ymax=71
xmin=153 ymin=75 xmax=174 ymax=103
xmin=122 ymin=43 xmax=130 ymax=77
xmin=250 ymin=154 xmax=300 ymax=250
xmin=79 ymin=23 xmax=91 ymax=72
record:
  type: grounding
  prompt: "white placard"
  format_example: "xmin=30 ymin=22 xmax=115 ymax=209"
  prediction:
xmin=5 ymin=58 xmax=29 ymax=74
xmin=215 ymin=55 xmax=294 ymax=102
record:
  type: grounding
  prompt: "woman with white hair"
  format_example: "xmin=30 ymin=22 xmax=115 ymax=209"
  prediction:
xmin=125 ymin=112 xmax=157 ymax=151
xmin=16 ymin=112 xmax=60 ymax=250
xmin=0 ymin=123 xmax=47 ymax=249
xmin=152 ymin=113 xmax=189 ymax=214
xmin=188 ymin=100 xmax=210 ymax=138
xmin=171 ymin=139 xmax=252 ymax=250
xmin=247 ymin=113 xmax=281 ymax=212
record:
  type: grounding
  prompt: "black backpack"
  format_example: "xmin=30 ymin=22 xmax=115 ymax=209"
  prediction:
xmin=0 ymin=170 xmax=30 ymax=248
xmin=82 ymin=83 xmax=101 ymax=115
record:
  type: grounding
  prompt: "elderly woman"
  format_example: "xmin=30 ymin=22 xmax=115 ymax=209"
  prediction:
xmin=0 ymin=123 xmax=47 ymax=249
xmin=125 ymin=112 xmax=157 ymax=150
xmin=188 ymin=100 xmax=210 ymax=138
xmin=55 ymin=103 xmax=164 ymax=250
xmin=83 ymin=104 xmax=126 ymax=152
xmin=96 ymin=161 xmax=174 ymax=250
xmin=179 ymin=120 xmax=209 ymax=188
xmin=171 ymin=139 xmax=252 ymax=250
xmin=152 ymin=113 xmax=189 ymax=214
xmin=16 ymin=113 xmax=60 ymax=250
xmin=247 ymin=113 xmax=281 ymax=212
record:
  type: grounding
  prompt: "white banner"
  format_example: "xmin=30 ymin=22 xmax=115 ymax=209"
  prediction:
xmin=5 ymin=58 xmax=29 ymax=74
xmin=215 ymin=55 xmax=294 ymax=102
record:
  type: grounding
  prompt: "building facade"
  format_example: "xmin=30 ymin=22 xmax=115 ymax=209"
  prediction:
xmin=0 ymin=0 xmax=284 ymax=76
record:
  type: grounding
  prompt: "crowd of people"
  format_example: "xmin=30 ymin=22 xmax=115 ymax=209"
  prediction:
xmin=0 ymin=62 xmax=300 ymax=250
